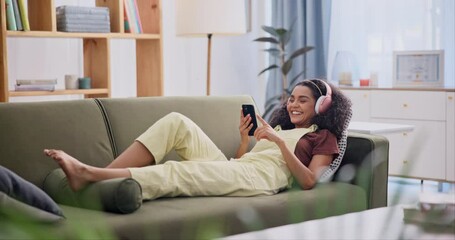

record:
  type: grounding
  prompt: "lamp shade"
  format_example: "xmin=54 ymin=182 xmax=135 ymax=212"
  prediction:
xmin=175 ymin=0 xmax=247 ymax=36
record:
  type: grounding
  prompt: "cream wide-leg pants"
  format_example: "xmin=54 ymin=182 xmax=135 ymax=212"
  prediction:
xmin=129 ymin=112 xmax=290 ymax=200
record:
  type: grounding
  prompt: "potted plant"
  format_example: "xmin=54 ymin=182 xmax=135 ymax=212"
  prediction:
xmin=254 ymin=22 xmax=314 ymax=119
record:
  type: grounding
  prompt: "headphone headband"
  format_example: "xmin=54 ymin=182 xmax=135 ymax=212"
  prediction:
xmin=304 ymin=80 xmax=323 ymax=96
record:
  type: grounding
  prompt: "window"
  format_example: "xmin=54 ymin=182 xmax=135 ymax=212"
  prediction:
xmin=328 ymin=0 xmax=454 ymax=87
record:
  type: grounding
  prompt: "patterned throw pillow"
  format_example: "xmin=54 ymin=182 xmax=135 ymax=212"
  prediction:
xmin=318 ymin=109 xmax=352 ymax=182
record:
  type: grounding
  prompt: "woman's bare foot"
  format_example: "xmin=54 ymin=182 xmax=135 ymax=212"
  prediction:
xmin=44 ymin=149 xmax=91 ymax=191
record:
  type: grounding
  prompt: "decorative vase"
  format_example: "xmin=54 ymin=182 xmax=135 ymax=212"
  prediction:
xmin=331 ymin=51 xmax=359 ymax=86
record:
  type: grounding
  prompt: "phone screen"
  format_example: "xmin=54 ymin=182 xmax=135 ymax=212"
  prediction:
xmin=242 ymin=104 xmax=258 ymax=136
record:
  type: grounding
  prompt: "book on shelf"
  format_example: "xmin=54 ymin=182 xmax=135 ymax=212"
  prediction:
xmin=57 ymin=14 xmax=110 ymax=21
xmin=124 ymin=0 xmax=142 ymax=33
xmin=123 ymin=3 xmax=131 ymax=33
xmin=15 ymin=78 xmax=57 ymax=91
xmin=16 ymin=79 xmax=58 ymax=85
xmin=56 ymin=5 xmax=109 ymax=15
xmin=57 ymin=18 xmax=110 ymax=26
xmin=57 ymin=24 xmax=110 ymax=33
xmin=5 ymin=0 xmax=17 ymax=31
xmin=14 ymin=84 xmax=55 ymax=91
xmin=56 ymin=5 xmax=111 ymax=33
xmin=17 ymin=0 xmax=29 ymax=31
xmin=131 ymin=0 xmax=143 ymax=33
xmin=11 ymin=0 xmax=23 ymax=31
xmin=123 ymin=0 xmax=137 ymax=33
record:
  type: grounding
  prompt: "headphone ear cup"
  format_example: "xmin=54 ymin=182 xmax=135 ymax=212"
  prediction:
xmin=315 ymin=95 xmax=332 ymax=114
xmin=315 ymin=96 xmax=323 ymax=114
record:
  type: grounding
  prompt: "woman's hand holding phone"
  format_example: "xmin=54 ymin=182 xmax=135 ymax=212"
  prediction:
xmin=236 ymin=106 xmax=256 ymax=158
xmin=241 ymin=104 xmax=258 ymax=136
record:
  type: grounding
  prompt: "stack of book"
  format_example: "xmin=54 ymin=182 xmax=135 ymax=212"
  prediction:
xmin=5 ymin=0 xmax=30 ymax=31
xmin=15 ymin=79 xmax=57 ymax=91
xmin=403 ymin=192 xmax=455 ymax=226
xmin=56 ymin=6 xmax=110 ymax=33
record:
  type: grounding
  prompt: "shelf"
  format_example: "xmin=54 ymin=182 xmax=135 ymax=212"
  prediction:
xmin=6 ymin=31 xmax=161 ymax=40
xmin=0 ymin=0 xmax=163 ymax=102
xmin=9 ymin=88 xmax=109 ymax=97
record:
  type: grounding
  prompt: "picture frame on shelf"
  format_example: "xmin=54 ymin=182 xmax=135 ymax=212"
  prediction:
xmin=393 ymin=50 xmax=444 ymax=88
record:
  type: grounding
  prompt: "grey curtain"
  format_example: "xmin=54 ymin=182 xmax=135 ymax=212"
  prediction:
xmin=265 ymin=0 xmax=332 ymax=117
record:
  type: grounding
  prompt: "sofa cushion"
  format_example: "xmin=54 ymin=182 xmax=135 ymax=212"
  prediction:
xmin=53 ymin=182 xmax=366 ymax=239
xmin=43 ymin=169 xmax=142 ymax=214
xmin=96 ymin=96 xmax=258 ymax=160
xmin=0 ymin=100 xmax=115 ymax=187
xmin=0 ymin=165 xmax=64 ymax=222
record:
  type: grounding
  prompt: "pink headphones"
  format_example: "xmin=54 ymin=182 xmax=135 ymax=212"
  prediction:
xmin=304 ymin=79 xmax=332 ymax=114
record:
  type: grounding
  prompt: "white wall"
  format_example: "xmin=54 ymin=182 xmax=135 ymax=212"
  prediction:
xmin=7 ymin=0 xmax=269 ymax=111
xmin=162 ymin=0 xmax=267 ymax=110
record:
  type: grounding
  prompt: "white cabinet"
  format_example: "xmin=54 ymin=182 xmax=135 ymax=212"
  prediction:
xmin=342 ymin=88 xmax=454 ymax=182
xmin=446 ymin=92 xmax=455 ymax=182
xmin=342 ymin=89 xmax=371 ymax=121
xmin=377 ymin=119 xmax=446 ymax=179
xmin=370 ymin=91 xmax=446 ymax=121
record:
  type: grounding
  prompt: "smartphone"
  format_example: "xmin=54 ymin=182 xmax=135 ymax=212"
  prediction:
xmin=242 ymin=104 xmax=258 ymax=136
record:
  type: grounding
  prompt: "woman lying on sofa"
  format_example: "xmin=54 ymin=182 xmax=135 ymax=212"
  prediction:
xmin=44 ymin=79 xmax=352 ymax=200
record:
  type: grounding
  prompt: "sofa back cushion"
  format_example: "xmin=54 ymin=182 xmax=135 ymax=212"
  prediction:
xmin=0 ymin=100 xmax=115 ymax=186
xmin=97 ymin=96 xmax=257 ymax=160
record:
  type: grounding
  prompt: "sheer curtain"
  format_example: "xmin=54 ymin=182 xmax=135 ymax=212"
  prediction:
xmin=264 ymin=0 xmax=331 ymax=119
xmin=328 ymin=0 xmax=455 ymax=87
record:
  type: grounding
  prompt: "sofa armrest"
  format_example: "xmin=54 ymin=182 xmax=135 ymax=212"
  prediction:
xmin=333 ymin=132 xmax=389 ymax=209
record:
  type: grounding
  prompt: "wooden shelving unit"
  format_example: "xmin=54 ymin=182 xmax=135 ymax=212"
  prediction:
xmin=0 ymin=0 xmax=163 ymax=102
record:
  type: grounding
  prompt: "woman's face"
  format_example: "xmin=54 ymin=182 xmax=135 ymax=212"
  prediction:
xmin=286 ymin=85 xmax=317 ymax=128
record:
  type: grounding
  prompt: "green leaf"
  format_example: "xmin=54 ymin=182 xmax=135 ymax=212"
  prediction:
xmin=289 ymin=46 xmax=314 ymax=60
xmin=258 ymin=65 xmax=279 ymax=76
xmin=261 ymin=25 xmax=279 ymax=37
xmin=283 ymin=18 xmax=298 ymax=45
xmin=281 ymin=30 xmax=292 ymax=46
xmin=282 ymin=59 xmax=293 ymax=76
xmin=253 ymin=37 xmax=279 ymax=44
xmin=263 ymin=48 xmax=281 ymax=58
xmin=275 ymin=28 xmax=288 ymax=37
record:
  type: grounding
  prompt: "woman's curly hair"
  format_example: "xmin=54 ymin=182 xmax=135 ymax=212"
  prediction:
xmin=268 ymin=79 xmax=352 ymax=141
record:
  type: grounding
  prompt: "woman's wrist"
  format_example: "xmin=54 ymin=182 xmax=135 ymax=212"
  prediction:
xmin=275 ymin=137 xmax=286 ymax=147
xmin=240 ymin=136 xmax=250 ymax=145
xmin=239 ymin=138 xmax=250 ymax=150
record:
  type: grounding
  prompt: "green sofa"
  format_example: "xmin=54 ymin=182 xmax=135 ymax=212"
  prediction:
xmin=0 ymin=96 xmax=389 ymax=239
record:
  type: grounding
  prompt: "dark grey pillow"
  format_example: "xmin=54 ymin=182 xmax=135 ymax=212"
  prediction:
xmin=0 ymin=192 xmax=64 ymax=223
xmin=0 ymin=165 xmax=64 ymax=221
xmin=43 ymin=169 xmax=142 ymax=214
